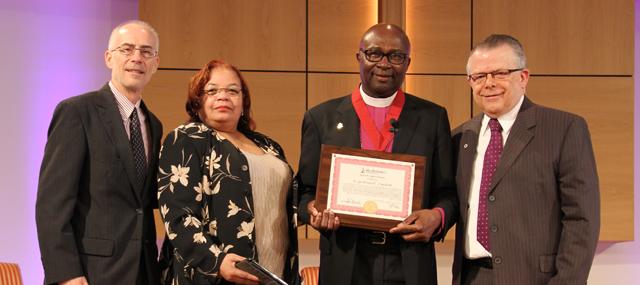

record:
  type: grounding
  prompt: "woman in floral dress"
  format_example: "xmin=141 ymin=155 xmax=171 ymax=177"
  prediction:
xmin=157 ymin=59 xmax=299 ymax=285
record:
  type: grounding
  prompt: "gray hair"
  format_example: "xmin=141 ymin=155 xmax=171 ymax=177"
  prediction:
xmin=107 ymin=20 xmax=160 ymax=51
xmin=466 ymin=34 xmax=526 ymax=73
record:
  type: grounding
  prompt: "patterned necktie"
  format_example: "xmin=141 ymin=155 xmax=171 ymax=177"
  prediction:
xmin=477 ymin=118 xmax=503 ymax=251
xmin=129 ymin=108 xmax=147 ymax=186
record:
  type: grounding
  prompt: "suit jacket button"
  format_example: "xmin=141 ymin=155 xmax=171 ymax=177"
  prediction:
xmin=136 ymin=208 xmax=143 ymax=214
xmin=241 ymin=165 xmax=248 ymax=171
xmin=494 ymin=257 xmax=502 ymax=264
xmin=490 ymin=225 xmax=498 ymax=232
xmin=488 ymin=195 xmax=496 ymax=202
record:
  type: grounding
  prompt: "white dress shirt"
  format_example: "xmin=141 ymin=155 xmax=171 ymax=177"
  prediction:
xmin=465 ymin=95 xmax=524 ymax=259
xmin=109 ymin=81 xmax=150 ymax=162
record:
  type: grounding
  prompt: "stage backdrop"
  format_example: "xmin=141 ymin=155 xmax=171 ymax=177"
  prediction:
xmin=0 ymin=0 xmax=638 ymax=284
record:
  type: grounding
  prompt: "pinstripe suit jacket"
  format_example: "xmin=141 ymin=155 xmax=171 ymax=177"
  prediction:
xmin=36 ymin=84 xmax=162 ymax=285
xmin=451 ymin=97 xmax=600 ymax=285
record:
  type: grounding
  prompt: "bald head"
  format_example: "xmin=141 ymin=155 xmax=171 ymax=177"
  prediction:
xmin=108 ymin=20 xmax=159 ymax=51
xmin=359 ymin=24 xmax=411 ymax=53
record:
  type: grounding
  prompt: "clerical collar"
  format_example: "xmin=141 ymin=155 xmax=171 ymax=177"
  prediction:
xmin=359 ymin=84 xmax=397 ymax=107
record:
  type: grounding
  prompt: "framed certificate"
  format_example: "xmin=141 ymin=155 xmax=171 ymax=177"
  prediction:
xmin=314 ymin=144 xmax=425 ymax=231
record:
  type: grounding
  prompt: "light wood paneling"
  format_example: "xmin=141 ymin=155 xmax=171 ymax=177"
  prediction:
xmin=140 ymin=0 xmax=306 ymax=70
xmin=242 ymin=72 xmax=306 ymax=171
xmin=472 ymin=76 xmax=634 ymax=241
xmin=143 ymin=0 xmax=634 ymax=242
xmin=144 ymin=70 xmax=193 ymax=136
xmin=308 ymin=73 xmax=362 ymax=108
xmin=405 ymin=75 xmax=471 ymax=128
xmin=473 ymin=0 xmax=633 ymax=75
xmin=379 ymin=0 xmax=406 ymax=27
xmin=406 ymin=0 xmax=471 ymax=74
xmin=308 ymin=0 xmax=377 ymax=72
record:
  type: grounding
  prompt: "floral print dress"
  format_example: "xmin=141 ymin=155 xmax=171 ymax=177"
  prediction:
xmin=157 ymin=122 xmax=299 ymax=285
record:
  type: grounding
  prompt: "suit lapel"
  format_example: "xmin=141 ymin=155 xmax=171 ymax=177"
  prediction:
xmin=489 ymin=97 xmax=536 ymax=193
xmin=335 ymin=96 xmax=362 ymax=148
xmin=141 ymin=101 xmax=160 ymax=202
xmin=458 ymin=115 xmax=482 ymax=204
xmin=392 ymin=97 xmax=419 ymax=153
xmin=95 ymin=84 xmax=142 ymax=203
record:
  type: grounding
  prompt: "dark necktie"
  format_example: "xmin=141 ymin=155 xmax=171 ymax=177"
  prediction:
xmin=477 ymin=118 xmax=503 ymax=251
xmin=129 ymin=108 xmax=147 ymax=186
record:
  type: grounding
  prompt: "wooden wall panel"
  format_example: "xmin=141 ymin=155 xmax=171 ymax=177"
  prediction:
xmin=308 ymin=0 xmax=377 ymax=72
xmin=473 ymin=0 xmax=633 ymax=75
xmin=140 ymin=0 xmax=306 ymax=70
xmin=405 ymin=75 xmax=471 ymax=128
xmin=144 ymin=70 xmax=193 ymax=136
xmin=143 ymin=0 xmax=634 ymax=242
xmin=406 ymin=0 xmax=471 ymax=74
xmin=308 ymin=73 xmax=362 ymax=108
xmin=242 ymin=72 xmax=306 ymax=171
xmin=378 ymin=0 xmax=406 ymax=26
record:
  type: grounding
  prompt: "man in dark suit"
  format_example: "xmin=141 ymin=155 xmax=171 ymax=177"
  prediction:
xmin=297 ymin=23 xmax=457 ymax=285
xmin=452 ymin=34 xmax=600 ymax=284
xmin=36 ymin=20 xmax=162 ymax=285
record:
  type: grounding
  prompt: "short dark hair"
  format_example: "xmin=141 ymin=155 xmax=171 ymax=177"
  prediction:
xmin=467 ymin=34 xmax=527 ymax=72
xmin=185 ymin=59 xmax=255 ymax=132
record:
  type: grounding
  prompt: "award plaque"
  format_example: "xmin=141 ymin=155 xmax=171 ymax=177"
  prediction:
xmin=314 ymin=144 xmax=425 ymax=231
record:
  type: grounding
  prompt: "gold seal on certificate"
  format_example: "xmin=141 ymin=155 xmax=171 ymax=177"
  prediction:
xmin=363 ymin=200 xmax=378 ymax=213
xmin=314 ymin=145 xmax=426 ymax=231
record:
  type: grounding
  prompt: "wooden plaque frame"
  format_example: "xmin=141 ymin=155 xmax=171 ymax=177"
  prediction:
xmin=314 ymin=144 xmax=426 ymax=231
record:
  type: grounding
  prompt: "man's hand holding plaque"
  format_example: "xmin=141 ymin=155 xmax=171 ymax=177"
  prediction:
xmin=307 ymin=200 xmax=341 ymax=231
xmin=390 ymin=208 xmax=442 ymax=242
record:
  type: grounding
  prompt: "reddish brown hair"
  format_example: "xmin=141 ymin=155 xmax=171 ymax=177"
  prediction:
xmin=185 ymin=59 xmax=255 ymax=131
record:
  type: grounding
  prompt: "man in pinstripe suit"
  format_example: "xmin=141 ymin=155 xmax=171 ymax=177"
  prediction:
xmin=452 ymin=34 xmax=600 ymax=284
xmin=36 ymin=21 xmax=162 ymax=285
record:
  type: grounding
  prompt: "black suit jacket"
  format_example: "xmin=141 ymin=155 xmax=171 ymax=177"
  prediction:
xmin=297 ymin=93 xmax=457 ymax=285
xmin=451 ymin=97 xmax=600 ymax=285
xmin=36 ymin=84 xmax=163 ymax=285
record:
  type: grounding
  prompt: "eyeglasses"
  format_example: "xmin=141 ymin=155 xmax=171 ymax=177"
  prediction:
xmin=359 ymin=49 xmax=409 ymax=65
xmin=203 ymin=87 xmax=242 ymax=97
xmin=467 ymin=68 xmax=524 ymax=84
xmin=109 ymin=44 xmax=158 ymax=59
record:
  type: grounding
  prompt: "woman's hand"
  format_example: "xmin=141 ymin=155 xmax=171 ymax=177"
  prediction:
xmin=219 ymin=253 xmax=260 ymax=285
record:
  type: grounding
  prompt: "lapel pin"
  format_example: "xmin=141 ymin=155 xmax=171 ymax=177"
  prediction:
xmin=336 ymin=122 xmax=343 ymax=130
xmin=463 ymin=143 xmax=468 ymax=149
